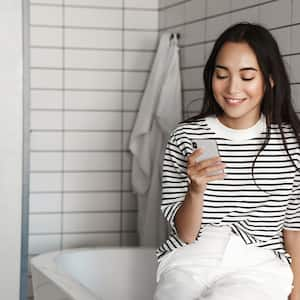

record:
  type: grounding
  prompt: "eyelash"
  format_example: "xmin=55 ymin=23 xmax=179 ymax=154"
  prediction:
xmin=216 ymin=75 xmax=254 ymax=81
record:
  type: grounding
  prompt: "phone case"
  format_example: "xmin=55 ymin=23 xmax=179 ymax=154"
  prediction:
xmin=192 ymin=139 xmax=223 ymax=176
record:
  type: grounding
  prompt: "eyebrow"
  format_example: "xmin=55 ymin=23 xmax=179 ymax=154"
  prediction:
xmin=215 ymin=65 xmax=258 ymax=72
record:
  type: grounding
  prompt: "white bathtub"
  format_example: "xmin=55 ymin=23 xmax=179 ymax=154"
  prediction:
xmin=31 ymin=247 xmax=157 ymax=300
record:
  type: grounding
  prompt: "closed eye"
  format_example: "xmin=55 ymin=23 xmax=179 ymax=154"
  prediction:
xmin=216 ymin=75 xmax=254 ymax=81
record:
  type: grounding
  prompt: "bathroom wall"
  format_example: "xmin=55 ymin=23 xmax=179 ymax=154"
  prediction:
xmin=159 ymin=0 xmax=300 ymax=119
xmin=28 ymin=0 xmax=158 ymax=298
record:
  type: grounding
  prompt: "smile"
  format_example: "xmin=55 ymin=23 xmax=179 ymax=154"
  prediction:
xmin=224 ymin=97 xmax=246 ymax=104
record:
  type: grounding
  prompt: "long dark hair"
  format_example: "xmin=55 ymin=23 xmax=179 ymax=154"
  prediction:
xmin=186 ymin=22 xmax=300 ymax=190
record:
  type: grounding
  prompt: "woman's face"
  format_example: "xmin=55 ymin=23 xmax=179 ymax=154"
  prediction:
xmin=212 ymin=42 xmax=267 ymax=129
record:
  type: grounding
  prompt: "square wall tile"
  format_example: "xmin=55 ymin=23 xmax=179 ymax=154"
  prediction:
xmin=124 ymin=31 xmax=158 ymax=50
xmin=63 ymin=212 xmax=120 ymax=232
xmin=292 ymin=0 xmax=300 ymax=23
xmin=123 ymin=92 xmax=142 ymax=111
xmin=121 ymin=232 xmax=138 ymax=246
xmin=124 ymin=71 xmax=148 ymax=91
xmin=182 ymin=44 xmax=205 ymax=68
xmin=125 ymin=0 xmax=159 ymax=9
xmin=31 ymin=48 xmax=62 ymax=68
xmin=31 ymin=152 xmax=63 ymax=171
xmin=64 ymin=132 xmax=121 ymax=151
xmin=31 ymin=111 xmax=63 ymax=130
xmin=30 ymin=132 xmax=63 ymax=151
xmin=63 ymin=192 xmax=121 ymax=212
xmin=185 ymin=0 xmax=205 ymax=22
xmin=65 ymin=28 xmax=122 ymax=49
xmin=231 ymin=0 xmax=259 ymax=10
xmin=31 ymin=0 xmax=62 ymax=3
xmin=122 ymin=171 xmax=131 ymax=190
xmin=290 ymin=55 xmax=300 ymax=83
xmin=272 ymin=27 xmax=291 ymax=56
xmin=30 ymin=173 xmax=62 ymax=192
xmin=29 ymin=214 xmax=61 ymax=234
xmin=65 ymin=7 xmax=122 ymax=28
xmin=65 ymin=0 xmax=122 ymax=7
xmin=184 ymin=21 xmax=205 ymax=45
xmin=291 ymin=84 xmax=300 ymax=112
xmin=291 ymin=25 xmax=300 ymax=53
xmin=65 ymin=91 xmax=122 ymax=110
xmin=31 ymin=69 xmax=63 ymax=89
xmin=122 ymin=212 xmax=137 ymax=231
xmin=63 ymin=172 xmax=121 ymax=191
xmin=30 ymin=27 xmax=63 ymax=47
xmin=124 ymin=51 xmax=154 ymax=71
xmin=30 ymin=193 xmax=62 ymax=213
xmin=204 ymin=41 xmax=214 ymax=62
xmin=31 ymin=5 xmax=63 ymax=26
xmin=62 ymin=233 xmax=120 ymax=249
xmin=206 ymin=0 xmax=231 ymax=17
xmin=125 ymin=10 xmax=158 ymax=30
xmin=163 ymin=3 xmax=184 ymax=28
xmin=65 ymin=49 xmax=122 ymax=70
xmin=258 ymin=0 xmax=291 ymax=28
xmin=206 ymin=14 xmax=231 ymax=41
xmin=29 ymin=234 xmax=61 ymax=255
xmin=123 ymin=111 xmax=136 ymax=131
xmin=64 ymin=152 xmax=121 ymax=171
xmin=31 ymin=90 xmax=63 ymax=110
xmin=183 ymin=90 xmax=204 ymax=113
xmin=64 ymin=111 xmax=122 ymax=130
xmin=182 ymin=67 xmax=204 ymax=90
xmin=230 ymin=6 xmax=259 ymax=25
xmin=65 ymin=70 xmax=121 ymax=90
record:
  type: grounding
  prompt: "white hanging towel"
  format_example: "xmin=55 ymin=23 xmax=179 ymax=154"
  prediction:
xmin=129 ymin=32 xmax=182 ymax=247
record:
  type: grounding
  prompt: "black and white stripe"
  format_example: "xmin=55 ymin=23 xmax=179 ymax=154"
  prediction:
xmin=156 ymin=116 xmax=300 ymax=263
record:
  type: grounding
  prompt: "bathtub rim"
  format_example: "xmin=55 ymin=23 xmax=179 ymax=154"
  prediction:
xmin=31 ymin=247 xmax=100 ymax=300
xmin=31 ymin=246 xmax=157 ymax=300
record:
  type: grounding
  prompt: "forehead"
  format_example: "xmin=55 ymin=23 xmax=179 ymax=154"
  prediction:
xmin=215 ymin=42 xmax=260 ymax=69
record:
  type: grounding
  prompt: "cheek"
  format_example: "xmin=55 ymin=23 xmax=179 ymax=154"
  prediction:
xmin=212 ymin=78 xmax=223 ymax=96
xmin=246 ymin=81 xmax=265 ymax=98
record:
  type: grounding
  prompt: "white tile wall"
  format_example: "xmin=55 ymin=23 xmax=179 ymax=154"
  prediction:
xmin=28 ymin=2 xmax=154 ymax=298
xmin=65 ymin=49 xmax=122 ymax=69
xmin=65 ymin=28 xmax=122 ymax=48
xmin=63 ymin=192 xmax=121 ymax=211
xmin=65 ymin=7 xmax=122 ymax=28
xmin=27 ymin=1 xmax=300 ymax=299
xmin=159 ymin=0 xmax=300 ymax=121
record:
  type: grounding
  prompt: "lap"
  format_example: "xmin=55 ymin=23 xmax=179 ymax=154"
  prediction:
xmin=205 ymin=259 xmax=293 ymax=300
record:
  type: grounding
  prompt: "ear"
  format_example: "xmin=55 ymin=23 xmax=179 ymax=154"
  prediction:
xmin=269 ymin=76 xmax=274 ymax=88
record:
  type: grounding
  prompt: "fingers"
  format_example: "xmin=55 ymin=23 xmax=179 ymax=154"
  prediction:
xmin=187 ymin=149 xmax=221 ymax=168
xmin=187 ymin=149 xmax=226 ymax=188
xmin=203 ymin=162 xmax=226 ymax=176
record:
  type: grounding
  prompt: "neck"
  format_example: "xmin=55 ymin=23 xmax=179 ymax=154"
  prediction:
xmin=217 ymin=113 xmax=261 ymax=129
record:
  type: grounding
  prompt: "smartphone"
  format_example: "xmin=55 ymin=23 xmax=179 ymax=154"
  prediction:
xmin=192 ymin=139 xmax=223 ymax=176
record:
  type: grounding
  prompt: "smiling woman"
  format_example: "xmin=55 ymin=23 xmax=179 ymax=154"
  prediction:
xmin=212 ymin=41 xmax=269 ymax=129
xmin=154 ymin=22 xmax=300 ymax=300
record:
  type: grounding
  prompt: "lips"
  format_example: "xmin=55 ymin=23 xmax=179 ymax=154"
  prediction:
xmin=224 ymin=97 xmax=246 ymax=104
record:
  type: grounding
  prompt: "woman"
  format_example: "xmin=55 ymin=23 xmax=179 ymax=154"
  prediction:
xmin=154 ymin=22 xmax=300 ymax=300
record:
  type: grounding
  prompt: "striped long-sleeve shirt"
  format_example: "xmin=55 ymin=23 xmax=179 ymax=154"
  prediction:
xmin=156 ymin=114 xmax=300 ymax=263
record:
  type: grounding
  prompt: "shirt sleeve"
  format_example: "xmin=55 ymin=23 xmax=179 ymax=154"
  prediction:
xmin=284 ymin=169 xmax=300 ymax=230
xmin=160 ymin=130 xmax=189 ymax=234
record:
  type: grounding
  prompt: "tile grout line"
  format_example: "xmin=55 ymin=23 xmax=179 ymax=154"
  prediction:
xmin=60 ymin=0 xmax=65 ymax=251
xmin=120 ymin=0 xmax=125 ymax=246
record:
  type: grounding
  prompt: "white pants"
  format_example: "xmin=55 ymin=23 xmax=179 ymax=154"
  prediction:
xmin=154 ymin=225 xmax=293 ymax=300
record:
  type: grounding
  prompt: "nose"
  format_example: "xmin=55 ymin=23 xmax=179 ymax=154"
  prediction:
xmin=227 ymin=76 xmax=241 ymax=94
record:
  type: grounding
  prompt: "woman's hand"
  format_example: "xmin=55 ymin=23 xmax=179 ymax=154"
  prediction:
xmin=187 ymin=148 xmax=226 ymax=194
